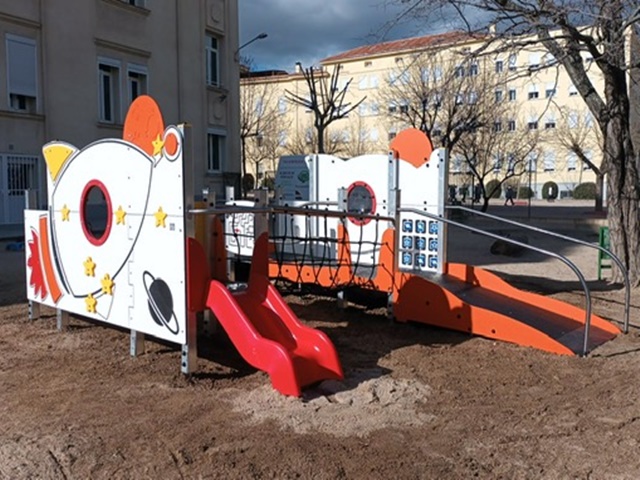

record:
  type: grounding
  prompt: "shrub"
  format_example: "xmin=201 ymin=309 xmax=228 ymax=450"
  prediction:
xmin=261 ymin=176 xmax=275 ymax=190
xmin=485 ymin=179 xmax=502 ymax=199
xmin=517 ymin=186 xmax=534 ymax=199
xmin=542 ymin=181 xmax=559 ymax=200
xmin=242 ymin=173 xmax=255 ymax=192
xmin=573 ymin=182 xmax=597 ymax=199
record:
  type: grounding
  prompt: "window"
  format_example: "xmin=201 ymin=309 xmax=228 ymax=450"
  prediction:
xmin=433 ymin=92 xmax=442 ymax=107
xmin=369 ymin=102 xmax=379 ymax=116
xmin=434 ymin=66 xmax=443 ymax=81
xmin=493 ymin=154 xmax=503 ymax=172
xmin=543 ymin=151 xmax=555 ymax=172
xmin=369 ymin=75 xmax=379 ymax=88
xmin=567 ymin=152 xmax=577 ymax=171
xmin=528 ymin=84 xmax=539 ymax=100
xmin=358 ymin=103 xmax=368 ymax=116
xmin=399 ymin=100 xmax=409 ymax=114
xmin=369 ymin=128 xmax=379 ymax=142
xmin=528 ymin=118 xmax=538 ymax=130
xmin=358 ymin=76 xmax=368 ymax=89
xmin=455 ymin=93 xmax=464 ymax=105
xmin=454 ymin=65 xmax=465 ymax=78
xmin=508 ymin=120 xmax=516 ymax=131
xmin=205 ymin=35 xmax=220 ymax=87
xmin=494 ymin=89 xmax=503 ymax=103
xmin=493 ymin=121 xmax=503 ymax=132
xmin=6 ymin=34 xmax=38 ymax=113
xmin=495 ymin=60 xmax=504 ymax=73
xmin=364 ymin=60 xmax=372 ymax=67
xmin=121 ymin=0 xmax=145 ymax=6
xmin=388 ymin=127 xmax=397 ymax=140
xmin=278 ymin=97 xmax=287 ymax=114
xmin=207 ymin=131 xmax=225 ymax=172
xmin=585 ymin=112 xmax=594 ymax=128
xmin=305 ymin=128 xmax=314 ymax=145
xmin=395 ymin=57 xmax=403 ymax=64
xmin=388 ymin=72 xmax=397 ymax=85
xmin=469 ymin=63 xmax=479 ymax=77
xmin=569 ymin=83 xmax=578 ymax=96
xmin=507 ymin=153 xmax=516 ymax=173
xmin=127 ymin=65 xmax=147 ymax=105
xmin=508 ymin=53 xmax=517 ymax=71
xmin=278 ymin=131 xmax=287 ymax=147
xmin=528 ymin=53 xmax=540 ymax=69
xmin=468 ymin=91 xmax=478 ymax=104
xmin=508 ymin=88 xmax=517 ymax=101
xmin=568 ymin=111 xmax=579 ymax=128
xmin=399 ymin=71 xmax=410 ymax=85
xmin=98 ymin=59 xmax=121 ymax=123
xmin=388 ymin=101 xmax=397 ymax=114
xmin=420 ymin=67 xmax=430 ymax=83
xmin=543 ymin=53 xmax=557 ymax=66
xmin=545 ymin=115 xmax=556 ymax=129
xmin=545 ymin=82 xmax=556 ymax=98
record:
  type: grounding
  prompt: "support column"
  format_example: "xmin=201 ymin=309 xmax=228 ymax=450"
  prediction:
xmin=130 ymin=330 xmax=145 ymax=357
xmin=181 ymin=312 xmax=198 ymax=375
xmin=56 ymin=310 xmax=69 ymax=331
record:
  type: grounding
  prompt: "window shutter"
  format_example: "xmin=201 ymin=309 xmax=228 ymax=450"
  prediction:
xmin=7 ymin=36 xmax=37 ymax=97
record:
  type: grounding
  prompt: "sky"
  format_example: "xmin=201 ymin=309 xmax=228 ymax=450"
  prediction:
xmin=238 ymin=0 xmax=466 ymax=72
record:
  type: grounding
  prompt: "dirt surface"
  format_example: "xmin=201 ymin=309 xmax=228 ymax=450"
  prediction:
xmin=2 ymin=224 xmax=640 ymax=479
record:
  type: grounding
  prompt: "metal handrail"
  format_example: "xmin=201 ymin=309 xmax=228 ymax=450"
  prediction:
xmin=447 ymin=205 xmax=630 ymax=333
xmin=399 ymin=207 xmax=594 ymax=356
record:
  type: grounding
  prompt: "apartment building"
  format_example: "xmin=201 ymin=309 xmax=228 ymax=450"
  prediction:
xmin=0 ymin=0 xmax=240 ymax=226
xmin=241 ymin=28 xmax=638 ymax=199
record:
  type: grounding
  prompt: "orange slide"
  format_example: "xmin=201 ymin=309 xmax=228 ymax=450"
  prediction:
xmin=188 ymin=236 xmax=343 ymax=397
xmin=394 ymin=263 xmax=620 ymax=355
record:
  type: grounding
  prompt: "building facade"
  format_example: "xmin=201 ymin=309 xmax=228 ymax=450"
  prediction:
xmin=0 ymin=0 xmax=240 ymax=226
xmin=241 ymin=28 xmax=638 ymax=199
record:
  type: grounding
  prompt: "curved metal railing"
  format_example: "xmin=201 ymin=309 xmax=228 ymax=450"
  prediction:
xmin=447 ymin=205 xmax=630 ymax=333
xmin=399 ymin=207 xmax=594 ymax=356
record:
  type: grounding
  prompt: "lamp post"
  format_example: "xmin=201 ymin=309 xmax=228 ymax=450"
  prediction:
xmin=234 ymin=32 xmax=268 ymax=62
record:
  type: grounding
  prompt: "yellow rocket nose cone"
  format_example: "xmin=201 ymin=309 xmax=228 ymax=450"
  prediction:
xmin=42 ymin=142 xmax=77 ymax=181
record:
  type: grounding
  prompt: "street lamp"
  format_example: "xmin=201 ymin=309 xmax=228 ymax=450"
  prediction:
xmin=234 ymin=32 xmax=268 ymax=62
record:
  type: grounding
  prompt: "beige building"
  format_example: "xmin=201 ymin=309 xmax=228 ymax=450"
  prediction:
xmin=241 ymin=28 xmax=638 ymax=199
xmin=0 ymin=0 xmax=240 ymax=226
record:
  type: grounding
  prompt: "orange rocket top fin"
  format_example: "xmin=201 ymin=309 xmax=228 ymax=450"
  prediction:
xmin=123 ymin=95 xmax=165 ymax=157
xmin=389 ymin=128 xmax=433 ymax=168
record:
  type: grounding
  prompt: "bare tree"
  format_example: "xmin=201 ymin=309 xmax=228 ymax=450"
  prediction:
xmin=552 ymin=106 xmax=605 ymax=210
xmin=377 ymin=50 xmax=497 ymax=150
xmin=283 ymin=121 xmax=347 ymax=157
xmin=285 ymin=64 xmax=366 ymax=153
xmin=455 ymin=107 xmax=540 ymax=211
xmin=386 ymin=0 xmax=640 ymax=283
xmin=240 ymin=77 xmax=280 ymax=191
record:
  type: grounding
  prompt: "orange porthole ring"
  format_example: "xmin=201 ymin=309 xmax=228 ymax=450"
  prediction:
xmin=346 ymin=181 xmax=377 ymax=226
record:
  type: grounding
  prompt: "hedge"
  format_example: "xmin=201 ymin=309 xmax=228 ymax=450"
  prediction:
xmin=573 ymin=182 xmax=596 ymax=200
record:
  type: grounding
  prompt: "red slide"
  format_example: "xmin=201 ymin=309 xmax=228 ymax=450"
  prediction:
xmin=205 ymin=276 xmax=343 ymax=396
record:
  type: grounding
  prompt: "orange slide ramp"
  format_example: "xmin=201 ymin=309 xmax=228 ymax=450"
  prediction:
xmin=393 ymin=263 xmax=620 ymax=355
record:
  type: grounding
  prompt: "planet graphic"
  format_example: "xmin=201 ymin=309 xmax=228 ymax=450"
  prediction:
xmin=142 ymin=271 xmax=179 ymax=335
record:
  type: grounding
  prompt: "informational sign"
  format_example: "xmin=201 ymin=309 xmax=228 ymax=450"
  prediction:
xmin=275 ymin=155 xmax=310 ymax=201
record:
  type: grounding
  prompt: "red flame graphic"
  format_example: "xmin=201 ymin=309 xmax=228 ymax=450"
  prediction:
xmin=26 ymin=229 xmax=47 ymax=300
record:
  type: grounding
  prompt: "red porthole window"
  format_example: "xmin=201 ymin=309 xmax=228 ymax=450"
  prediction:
xmin=80 ymin=180 xmax=113 ymax=246
xmin=346 ymin=181 xmax=376 ymax=226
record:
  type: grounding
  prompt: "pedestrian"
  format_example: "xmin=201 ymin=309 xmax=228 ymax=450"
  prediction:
xmin=504 ymin=185 xmax=515 ymax=206
xmin=448 ymin=185 xmax=457 ymax=203
xmin=460 ymin=185 xmax=467 ymax=203
xmin=473 ymin=184 xmax=482 ymax=203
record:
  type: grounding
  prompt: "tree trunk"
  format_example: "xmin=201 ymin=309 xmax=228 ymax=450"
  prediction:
xmin=317 ymin=126 xmax=325 ymax=154
xmin=594 ymin=173 xmax=604 ymax=213
xmin=480 ymin=197 xmax=490 ymax=213
xmin=240 ymin=136 xmax=248 ymax=196
xmin=603 ymin=118 xmax=640 ymax=285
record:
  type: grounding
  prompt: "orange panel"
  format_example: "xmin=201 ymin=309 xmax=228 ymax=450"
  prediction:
xmin=38 ymin=216 xmax=62 ymax=303
xmin=389 ymin=128 xmax=433 ymax=168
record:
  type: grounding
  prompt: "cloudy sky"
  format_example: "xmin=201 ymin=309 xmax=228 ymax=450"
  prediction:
xmin=238 ymin=0 xmax=468 ymax=72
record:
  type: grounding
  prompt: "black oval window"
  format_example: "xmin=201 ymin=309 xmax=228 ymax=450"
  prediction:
xmin=81 ymin=180 xmax=112 ymax=245
xmin=346 ymin=182 xmax=376 ymax=226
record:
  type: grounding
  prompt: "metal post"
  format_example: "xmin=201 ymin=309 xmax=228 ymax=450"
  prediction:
xmin=225 ymin=185 xmax=236 ymax=283
xmin=130 ymin=330 xmax=145 ymax=356
xmin=56 ymin=309 xmax=69 ymax=331
xmin=181 ymin=312 xmax=198 ymax=374
xmin=254 ymin=188 xmax=269 ymax=237
xmin=25 ymin=189 xmax=41 ymax=320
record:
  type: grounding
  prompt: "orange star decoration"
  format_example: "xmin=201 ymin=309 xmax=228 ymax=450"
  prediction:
xmin=115 ymin=206 xmax=126 ymax=225
xmin=152 ymin=134 xmax=165 ymax=157
xmin=85 ymin=293 xmax=97 ymax=313
xmin=61 ymin=204 xmax=70 ymax=221
xmin=101 ymin=274 xmax=115 ymax=295
xmin=155 ymin=207 xmax=167 ymax=228
xmin=83 ymin=257 xmax=96 ymax=277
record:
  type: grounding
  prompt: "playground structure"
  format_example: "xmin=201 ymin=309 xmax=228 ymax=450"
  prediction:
xmin=24 ymin=96 xmax=630 ymax=397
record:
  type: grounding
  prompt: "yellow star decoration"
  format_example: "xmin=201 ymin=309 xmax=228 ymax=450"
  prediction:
xmin=61 ymin=204 xmax=70 ymax=221
xmin=152 ymin=134 xmax=165 ymax=156
xmin=85 ymin=293 xmax=97 ymax=313
xmin=101 ymin=274 xmax=115 ymax=295
xmin=115 ymin=205 xmax=127 ymax=225
xmin=155 ymin=207 xmax=167 ymax=228
xmin=83 ymin=257 xmax=96 ymax=277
